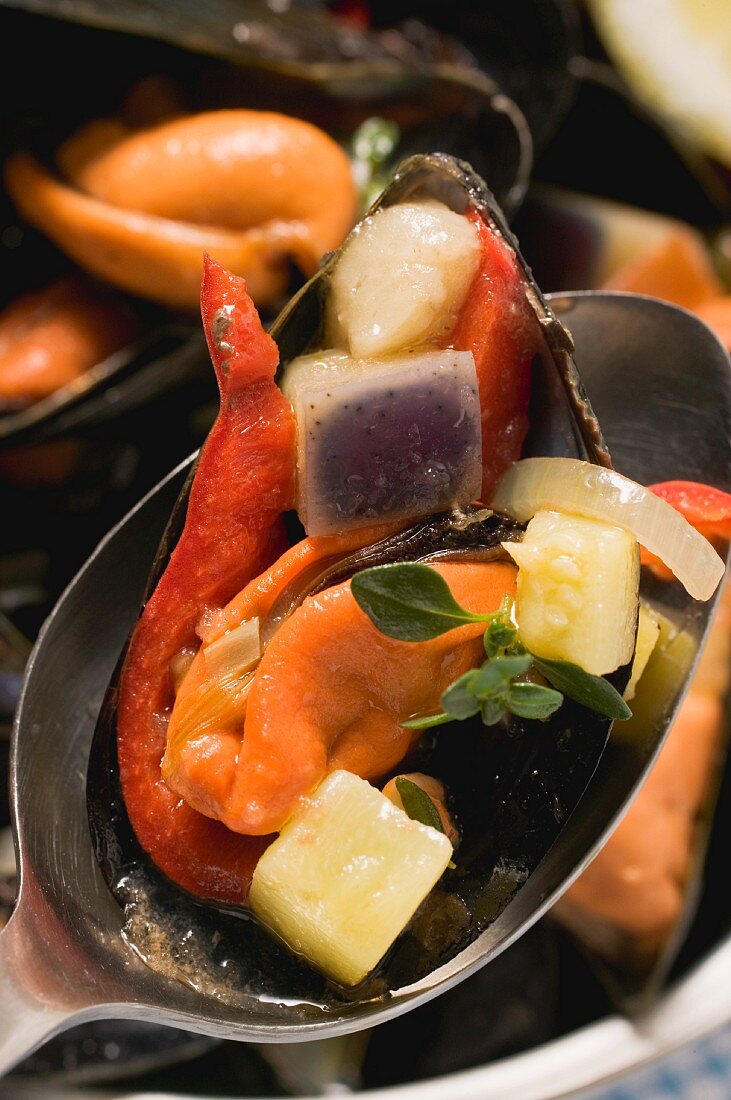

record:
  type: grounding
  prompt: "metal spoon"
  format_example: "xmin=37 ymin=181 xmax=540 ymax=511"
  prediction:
xmin=0 ymin=291 xmax=728 ymax=1076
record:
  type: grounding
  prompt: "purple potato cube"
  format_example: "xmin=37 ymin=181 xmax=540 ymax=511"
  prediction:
xmin=283 ymin=349 xmax=482 ymax=537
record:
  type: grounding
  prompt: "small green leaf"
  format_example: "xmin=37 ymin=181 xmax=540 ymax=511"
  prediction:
xmin=395 ymin=777 xmax=444 ymax=833
xmin=402 ymin=711 xmax=453 ymax=730
xmin=481 ymin=696 xmax=507 ymax=726
xmin=351 ymin=563 xmax=489 ymax=641
xmin=471 ymin=653 xmax=533 ymax=695
xmin=469 ymin=662 xmax=505 ymax=696
xmin=506 ymin=682 xmax=563 ymax=720
xmin=350 ymin=118 xmax=401 ymax=211
xmin=483 ymin=618 xmax=517 ymax=657
xmin=441 ymin=671 xmax=482 ymax=719
xmin=533 ymin=658 xmax=632 ymax=721
xmin=352 ymin=117 xmax=400 ymax=166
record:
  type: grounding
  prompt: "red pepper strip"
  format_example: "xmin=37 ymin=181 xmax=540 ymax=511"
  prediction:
xmin=450 ymin=211 xmax=539 ymax=501
xmin=117 ymin=255 xmax=296 ymax=906
xmin=641 ymin=481 xmax=731 ymax=580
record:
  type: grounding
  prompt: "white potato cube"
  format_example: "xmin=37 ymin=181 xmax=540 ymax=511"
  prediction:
xmin=249 ymin=770 xmax=453 ymax=986
xmin=327 ymin=200 xmax=480 ymax=357
xmin=504 ymin=510 xmax=640 ymax=675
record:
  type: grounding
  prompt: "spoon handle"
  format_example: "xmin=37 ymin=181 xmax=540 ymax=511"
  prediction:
xmin=0 ymin=907 xmax=85 ymax=1076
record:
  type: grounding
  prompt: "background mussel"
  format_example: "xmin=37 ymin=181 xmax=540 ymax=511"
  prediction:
xmin=0 ymin=1 xmax=537 ymax=527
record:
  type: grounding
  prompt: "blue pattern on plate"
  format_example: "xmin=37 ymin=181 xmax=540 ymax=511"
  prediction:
xmin=579 ymin=1022 xmax=731 ymax=1098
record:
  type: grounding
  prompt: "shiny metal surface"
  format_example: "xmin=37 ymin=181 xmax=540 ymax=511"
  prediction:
xmin=0 ymin=291 xmax=728 ymax=1075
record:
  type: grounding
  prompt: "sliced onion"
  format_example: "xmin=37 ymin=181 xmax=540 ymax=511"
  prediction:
xmin=202 ymin=617 xmax=261 ymax=681
xmin=493 ymin=458 xmax=725 ymax=601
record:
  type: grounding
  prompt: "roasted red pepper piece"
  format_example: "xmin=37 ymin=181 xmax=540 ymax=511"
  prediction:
xmin=641 ymin=480 xmax=731 ymax=579
xmin=450 ymin=211 xmax=539 ymax=500
xmin=117 ymin=256 xmax=296 ymax=905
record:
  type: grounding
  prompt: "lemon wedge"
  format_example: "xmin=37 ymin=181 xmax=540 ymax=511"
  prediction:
xmin=589 ymin=0 xmax=731 ymax=167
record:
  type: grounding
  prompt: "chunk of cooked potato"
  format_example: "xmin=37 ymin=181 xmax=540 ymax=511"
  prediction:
xmin=505 ymin=510 xmax=640 ymax=675
xmin=327 ymin=200 xmax=480 ymax=358
xmin=249 ymin=770 xmax=453 ymax=986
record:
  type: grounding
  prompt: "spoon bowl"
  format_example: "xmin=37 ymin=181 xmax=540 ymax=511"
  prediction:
xmin=0 ymin=291 xmax=728 ymax=1075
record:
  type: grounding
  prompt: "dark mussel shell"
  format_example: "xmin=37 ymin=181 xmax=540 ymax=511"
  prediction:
xmin=0 ymin=129 xmax=208 ymax=453
xmin=0 ymin=328 xmax=207 ymax=453
xmin=369 ymin=0 xmax=582 ymax=157
xmin=11 ymin=1021 xmax=216 ymax=1087
xmin=88 ymin=154 xmax=624 ymax=1015
xmin=531 ymin=58 xmax=731 ymax=223
xmin=2 ymin=0 xmax=533 ymax=217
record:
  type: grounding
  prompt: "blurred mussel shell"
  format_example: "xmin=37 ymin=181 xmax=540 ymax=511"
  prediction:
xmin=531 ymin=46 xmax=731 ymax=223
xmin=0 ymin=0 xmax=584 ymax=192
xmin=368 ymin=0 xmax=582 ymax=156
xmin=2 ymin=0 xmax=536 ymax=211
xmin=10 ymin=1022 xmax=216 ymax=1087
xmin=0 ymin=0 xmax=550 ymax=460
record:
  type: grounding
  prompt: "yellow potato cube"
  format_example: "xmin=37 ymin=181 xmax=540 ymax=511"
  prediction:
xmin=504 ymin=510 xmax=640 ymax=675
xmin=249 ymin=770 xmax=453 ymax=986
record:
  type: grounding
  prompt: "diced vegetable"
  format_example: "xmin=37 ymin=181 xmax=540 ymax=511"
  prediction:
xmin=249 ymin=770 xmax=453 ymax=986
xmin=504 ymin=510 xmax=640 ymax=676
xmin=327 ymin=200 xmax=480 ymax=357
xmin=624 ymin=604 xmax=661 ymax=701
xmin=613 ymin=620 xmax=697 ymax=742
xmin=202 ymin=617 xmax=260 ymax=681
xmin=493 ymin=458 xmax=725 ymax=601
xmin=282 ymin=348 xmax=482 ymax=537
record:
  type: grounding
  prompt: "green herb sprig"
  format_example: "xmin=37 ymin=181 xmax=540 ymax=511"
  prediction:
xmin=351 ymin=563 xmax=631 ymax=729
xmin=350 ymin=117 xmax=400 ymax=211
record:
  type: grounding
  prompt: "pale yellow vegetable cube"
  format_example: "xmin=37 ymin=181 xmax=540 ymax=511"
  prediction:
xmin=249 ymin=770 xmax=453 ymax=986
xmin=504 ymin=510 xmax=640 ymax=675
xmin=327 ymin=200 xmax=480 ymax=358
xmin=624 ymin=603 xmax=661 ymax=700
